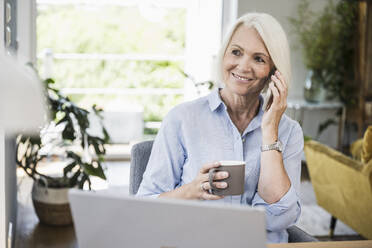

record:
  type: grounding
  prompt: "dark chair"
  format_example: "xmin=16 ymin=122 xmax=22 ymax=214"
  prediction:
xmin=130 ymin=140 xmax=318 ymax=242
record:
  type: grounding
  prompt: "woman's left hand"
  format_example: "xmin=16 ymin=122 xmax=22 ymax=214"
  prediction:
xmin=261 ymin=70 xmax=288 ymax=141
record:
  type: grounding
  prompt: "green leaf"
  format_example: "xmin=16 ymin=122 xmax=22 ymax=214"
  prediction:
xmin=304 ymin=135 xmax=312 ymax=142
xmin=62 ymin=121 xmax=75 ymax=140
xmin=63 ymin=161 xmax=77 ymax=177
xmin=78 ymin=174 xmax=88 ymax=189
xmin=66 ymin=151 xmax=82 ymax=163
xmin=103 ymin=128 xmax=110 ymax=143
xmin=43 ymin=78 xmax=55 ymax=86
xmin=81 ymin=162 xmax=106 ymax=180
xmin=69 ymin=170 xmax=81 ymax=187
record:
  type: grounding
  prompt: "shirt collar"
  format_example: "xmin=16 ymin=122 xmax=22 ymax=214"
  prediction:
xmin=207 ymin=88 xmax=265 ymax=113
xmin=207 ymin=88 xmax=265 ymax=134
xmin=207 ymin=88 xmax=225 ymax=111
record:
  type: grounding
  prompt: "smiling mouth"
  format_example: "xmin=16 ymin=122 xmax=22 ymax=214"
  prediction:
xmin=232 ymin=72 xmax=254 ymax=82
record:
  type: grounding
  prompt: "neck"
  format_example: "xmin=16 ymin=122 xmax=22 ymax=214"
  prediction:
xmin=219 ymin=88 xmax=260 ymax=120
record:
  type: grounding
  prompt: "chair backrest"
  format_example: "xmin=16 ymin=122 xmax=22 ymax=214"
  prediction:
xmin=129 ymin=140 xmax=154 ymax=195
xmin=129 ymin=141 xmax=317 ymax=242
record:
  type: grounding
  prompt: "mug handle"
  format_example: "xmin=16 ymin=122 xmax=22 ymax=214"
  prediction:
xmin=208 ymin=168 xmax=219 ymax=194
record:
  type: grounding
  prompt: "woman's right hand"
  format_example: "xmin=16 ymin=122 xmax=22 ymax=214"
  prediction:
xmin=189 ymin=162 xmax=229 ymax=200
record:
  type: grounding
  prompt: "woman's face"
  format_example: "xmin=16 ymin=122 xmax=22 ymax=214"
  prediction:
xmin=222 ymin=25 xmax=273 ymax=96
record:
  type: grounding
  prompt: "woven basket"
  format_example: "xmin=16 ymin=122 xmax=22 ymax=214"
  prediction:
xmin=31 ymin=181 xmax=73 ymax=226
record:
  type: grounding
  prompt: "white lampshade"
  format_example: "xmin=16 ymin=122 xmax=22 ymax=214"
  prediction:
xmin=0 ymin=54 xmax=48 ymax=132
xmin=0 ymin=53 xmax=49 ymax=248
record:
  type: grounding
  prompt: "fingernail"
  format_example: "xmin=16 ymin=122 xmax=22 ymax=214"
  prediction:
xmin=276 ymin=70 xmax=280 ymax=75
xmin=215 ymin=161 xmax=220 ymax=166
xmin=222 ymin=172 xmax=229 ymax=177
xmin=221 ymin=182 xmax=227 ymax=187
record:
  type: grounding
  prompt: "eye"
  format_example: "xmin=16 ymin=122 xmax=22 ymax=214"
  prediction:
xmin=231 ymin=49 xmax=242 ymax=56
xmin=254 ymin=56 xmax=265 ymax=63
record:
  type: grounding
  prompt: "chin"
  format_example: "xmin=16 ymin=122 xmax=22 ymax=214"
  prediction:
xmin=224 ymin=84 xmax=252 ymax=96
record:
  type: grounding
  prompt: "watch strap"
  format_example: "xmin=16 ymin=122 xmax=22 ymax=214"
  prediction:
xmin=261 ymin=140 xmax=283 ymax=152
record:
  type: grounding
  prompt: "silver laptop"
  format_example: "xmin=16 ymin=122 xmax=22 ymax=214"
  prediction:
xmin=69 ymin=189 xmax=266 ymax=248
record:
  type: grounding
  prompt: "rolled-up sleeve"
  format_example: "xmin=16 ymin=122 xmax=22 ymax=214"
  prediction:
xmin=136 ymin=108 xmax=186 ymax=198
xmin=252 ymin=122 xmax=303 ymax=232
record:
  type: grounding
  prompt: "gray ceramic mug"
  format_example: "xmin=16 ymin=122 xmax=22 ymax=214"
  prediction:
xmin=208 ymin=161 xmax=245 ymax=196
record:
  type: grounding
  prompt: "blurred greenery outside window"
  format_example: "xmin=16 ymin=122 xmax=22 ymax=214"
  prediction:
xmin=36 ymin=0 xmax=187 ymax=135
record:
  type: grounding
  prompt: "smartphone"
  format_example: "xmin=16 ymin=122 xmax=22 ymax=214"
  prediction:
xmin=262 ymin=67 xmax=276 ymax=111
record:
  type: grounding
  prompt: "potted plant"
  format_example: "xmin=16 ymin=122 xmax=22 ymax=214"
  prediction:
xmin=289 ymin=0 xmax=357 ymax=104
xmin=16 ymin=78 xmax=110 ymax=226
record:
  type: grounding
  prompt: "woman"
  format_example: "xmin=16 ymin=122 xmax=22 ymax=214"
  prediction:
xmin=137 ymin=12 xmax=303 ymax=243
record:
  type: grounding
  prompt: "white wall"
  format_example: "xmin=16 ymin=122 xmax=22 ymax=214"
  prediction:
xmin=17 ymin=0 xmax=36 ymax=64
xmin=1 ymin=1 xmax=36 ymax=247
xmin=4 ymin=136 xmax=16 ymax=248
xmin=0 ymin=131 xmax=6 ymax=248
xmin=237 ymin=0 xmax=341 ymax=147
xmin=1 ymin=1 xmax=7 ymax=247
xmin=0 ymin=0 xmax=3 ymax=49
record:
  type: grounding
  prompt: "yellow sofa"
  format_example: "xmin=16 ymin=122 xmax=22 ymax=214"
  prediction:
xmin=304 ymin=140 xmax=372 ymax=239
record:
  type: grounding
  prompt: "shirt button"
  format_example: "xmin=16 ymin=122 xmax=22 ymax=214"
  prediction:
xmin=242 ymin=138 xmax=245 ymax=143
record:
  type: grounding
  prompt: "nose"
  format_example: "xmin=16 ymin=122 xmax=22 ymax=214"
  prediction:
xmin=237 ymin=56 xmax=253 ymax=73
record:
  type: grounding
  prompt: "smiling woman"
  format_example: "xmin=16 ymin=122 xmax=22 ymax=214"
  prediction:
xmin=216 ymin=13 xmax=291 ymax=91
xmin=221 ymin=26 xmax=272 ymax=96
xmin=136 ymin=12 xmax=304 ymax=244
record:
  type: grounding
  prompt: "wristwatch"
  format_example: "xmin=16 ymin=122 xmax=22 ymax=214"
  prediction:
xmin=261 ymin=140 xmax=283 ymax=152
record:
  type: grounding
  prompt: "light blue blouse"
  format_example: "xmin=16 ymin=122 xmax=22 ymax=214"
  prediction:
xmin=137 ymin=89 xmax=303 ymax=243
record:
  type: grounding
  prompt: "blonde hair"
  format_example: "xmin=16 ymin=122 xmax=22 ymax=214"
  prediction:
xmin=216 ymin=12 xmax=291 ymax=89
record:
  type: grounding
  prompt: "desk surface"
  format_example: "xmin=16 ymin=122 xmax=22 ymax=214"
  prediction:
xmin=16 ymin=177 xmax=370 ymax=248
xmin=16 ymin=200 xmax=371 ymax=248
xmin=269 ymin=240 xmax=372 ymax=248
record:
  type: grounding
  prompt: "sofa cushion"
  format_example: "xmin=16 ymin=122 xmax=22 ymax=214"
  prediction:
xmin=350 ymin=138 xmax=363 ymax=161
xmin=350 ymin=125 xmax=372 ymax=164
xmin=362 ymin=126 xmax=372 ymax=163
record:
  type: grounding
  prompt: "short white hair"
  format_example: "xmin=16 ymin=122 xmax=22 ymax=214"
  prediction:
xmin=216 ymin=12 xmax=291 ymax=89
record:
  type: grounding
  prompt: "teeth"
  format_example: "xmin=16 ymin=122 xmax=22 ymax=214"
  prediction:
xmin=233 ymin=73 xmax=251 ymax=81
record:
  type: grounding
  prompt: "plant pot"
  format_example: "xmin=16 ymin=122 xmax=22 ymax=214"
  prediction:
xmin=31 ymin=180 xmax=73 ymax=226
xmin=304 ymin=70 xmax=326 ymax=103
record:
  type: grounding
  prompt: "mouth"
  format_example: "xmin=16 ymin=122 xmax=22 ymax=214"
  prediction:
xmin=231 ymin=72 xmax=255 ymax=82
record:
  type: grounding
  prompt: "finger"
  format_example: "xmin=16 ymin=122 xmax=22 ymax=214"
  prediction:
xmin=201 ymin=170 xmax=229 ymax=182
xmin=271 ymin=75 xmax=284 ymax=93
xmin=202 ymin=181 xmax=228 ymax=190
xmin=271 ymin=75 xmax=287 ymax=101
xmin=275 ymin=70 xmax=287 ymax=90
xmin=269 ymin=81 xmax=280 ymax=103
xmin=200 ymin=161 xmax=220 ymax=174
xmin=268 ymin=81 xmax=281 ymax=109
xmin=273 ymin=74 xmax=288 ymax=99
xmin=201 ymin=192 xmax=224 ymax=201
xmin=214 ymin=171 xmax=229 ymax=180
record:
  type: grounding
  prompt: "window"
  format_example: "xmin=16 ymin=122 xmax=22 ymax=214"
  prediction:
xmin=36 ymin=0 xmax=223 ymax=135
